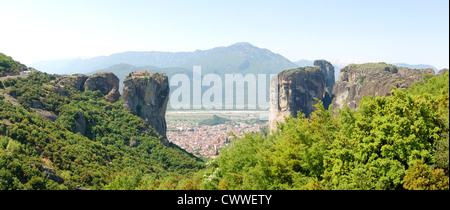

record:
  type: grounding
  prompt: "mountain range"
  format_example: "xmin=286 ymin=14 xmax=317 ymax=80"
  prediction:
xmin=32 ymin=42 xmax=439 ymax=83
xmin=31 ymin=42 xmax=298 ymax=75
xmin=31 ymin=42 xmax=441 ymax=110
xmin=1 ymin=49 xmax=448 ymax=190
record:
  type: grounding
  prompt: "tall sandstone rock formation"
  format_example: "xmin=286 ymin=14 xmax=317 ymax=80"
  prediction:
xmin=331 ymin=63 xmax=435 ymax=110
xmin=122 ymin=72 xmax=170 ymax=138
xmin=57 ymin=74 xmax=88 ymax=92
xmin=269 ymin=60 xmax=335 ymax=131
xmin=84 ymin=72 xmax=121 ymax=103
xmin=314 ymin=60 xmax=335 ymax=94
xmin=54 ymin=71 xmax=170 ymax=140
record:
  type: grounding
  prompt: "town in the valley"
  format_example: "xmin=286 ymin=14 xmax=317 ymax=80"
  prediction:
xmin=166 ymin=111 xmax=268 ymax=159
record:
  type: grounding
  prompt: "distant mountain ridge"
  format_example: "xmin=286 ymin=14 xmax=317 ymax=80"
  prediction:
xmin=31 ymin=42 xmax=441 ymax=78
xmin=31 ymin=42 xmax=298 ymax=75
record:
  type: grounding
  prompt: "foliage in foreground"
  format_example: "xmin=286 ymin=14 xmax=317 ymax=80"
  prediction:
xmin=97 ymin=72 xmax=450 ymax=190
xmin=200 ymin=72 xmax=449 ymax=190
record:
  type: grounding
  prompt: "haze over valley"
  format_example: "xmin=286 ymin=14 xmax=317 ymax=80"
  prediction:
xmin=0 ymin=0 xmax=448 ymax=192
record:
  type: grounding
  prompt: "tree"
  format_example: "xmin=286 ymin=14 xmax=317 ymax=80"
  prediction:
xmin=403 ymin=160 xmax=449 ymax=190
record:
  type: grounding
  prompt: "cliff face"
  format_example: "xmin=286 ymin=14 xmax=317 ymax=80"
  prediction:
xmin=57 ymin=74 xmax=88 ymax=92
xmin=269 ymin=60 xmax=336 ymax=131
xmin=314 ymin=60 xmax=335 ymax=94
xmin=269 ymin=66 xmax=327 ymax=131
xmin=55 ymin=71 xmax=169 ymax=139
xmin=122 ymin=72 xmax=169 ymax=138
xmin=437 ymin=68 xmax=448 ymax=76
xmin=56 ymin=72 xmax=121 ymax=103
xmin=84 ymin=72 xmax=121 ymax=103
xmin=331 ymin=63 xmax=435 ymax=110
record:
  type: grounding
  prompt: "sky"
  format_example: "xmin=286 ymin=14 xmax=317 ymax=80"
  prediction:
xmin=1 ymin=0 xmax=449 ymax=69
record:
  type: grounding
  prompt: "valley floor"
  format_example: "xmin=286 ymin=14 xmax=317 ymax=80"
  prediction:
xmin=166 ymin=110 xmax=268 ymax=159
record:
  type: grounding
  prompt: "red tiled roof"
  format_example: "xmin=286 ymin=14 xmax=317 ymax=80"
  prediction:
xmin=132 ymin=71 xmax=148 ymax=76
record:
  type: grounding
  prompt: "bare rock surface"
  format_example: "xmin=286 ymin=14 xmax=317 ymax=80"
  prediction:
xmin=331 ymin=63 xmax=434 ymax=110
xmin=122 ymin=72 xmax=169 ymax=138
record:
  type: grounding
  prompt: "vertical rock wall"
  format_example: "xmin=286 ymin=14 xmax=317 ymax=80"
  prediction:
xmin=269 ymin=60 xmax=335 ymax=131
xmin=269 ymin=66 xmax=327 ymax=131
xmin=122 ymin=72 xmax=170 ymax=138
xmin=331 ymin=63 xmax=435 ymax=110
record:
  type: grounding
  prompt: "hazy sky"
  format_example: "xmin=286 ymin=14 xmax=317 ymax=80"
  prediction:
xmin=1 ymin=0 xmax=449 ymax=69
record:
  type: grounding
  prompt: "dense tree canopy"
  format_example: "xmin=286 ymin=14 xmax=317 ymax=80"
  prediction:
xmin=200 ymin=72 xmax=449 ymax=190
xmin=0 ymin=71 xmax=204 ymax=190
xmin=0 ymin=53 xmax=27 ymax=76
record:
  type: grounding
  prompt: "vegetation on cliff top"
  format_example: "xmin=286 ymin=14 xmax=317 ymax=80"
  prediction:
xmin=199 ymin=115 xmax=230 ymax=126
xmin=0 ymin=53 xmax=27 ymax=76
xmin=279 ymin=66 xmax=319 ymax=77
xmin=345 ymin=62 xmax=396 ymax=71
xmin=125 ymin=71 xmax=168 ymax=85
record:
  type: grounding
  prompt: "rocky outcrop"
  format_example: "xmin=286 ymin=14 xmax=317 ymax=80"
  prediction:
xmin=84 ymin=72 xmax=119 ymax=95
xmin=268 ymin=60 xmax=337 ymax=131
xmin=54 ymin=72 xmax=121 ymax=103
xmin=34 ymin=109 xmax=58 ymax=122
xmin=314 ymin=60 xmax=335 ymax=94
xmin=314 ymin=60 xmax=335 ymax=108
xmin=74 ymin=111 xmax=86 ymax=135
xmin=57 ymin=74 xmax=88 ymax=92
xmin=84 ymin=72 xmax=121 ymax=103
xmin=331 ymin=63 xmax=435 ymax=110
xmin=129 ymin=137 xmax=138 ymax=148
xmin=122 ymin=72 xmax=169 ymax=138
xmin=437 ymin=68 xmax=448 ymax=76
xmin=41 ymin=165 xmax=64 ymax=184
xmin=105 ymin=87 xmax=121 ymax=103
xmin=269 ymin=66 xmax=327 ymax=131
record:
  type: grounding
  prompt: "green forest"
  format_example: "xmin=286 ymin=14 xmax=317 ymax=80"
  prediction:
xmin=199 ymin=71 xmax=449 ymax=190
xmin=0 ymin=53 xmax=449 ymax=190
xmin=93 ymin=70 xmax=450 ymax=190
xmin=199 ymin=115 xmax=231 ymax=126
xmin=0 ymin=71 xmax=204 ymax=190
xmin=0 ymin=53 xmax=27 ymax=77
